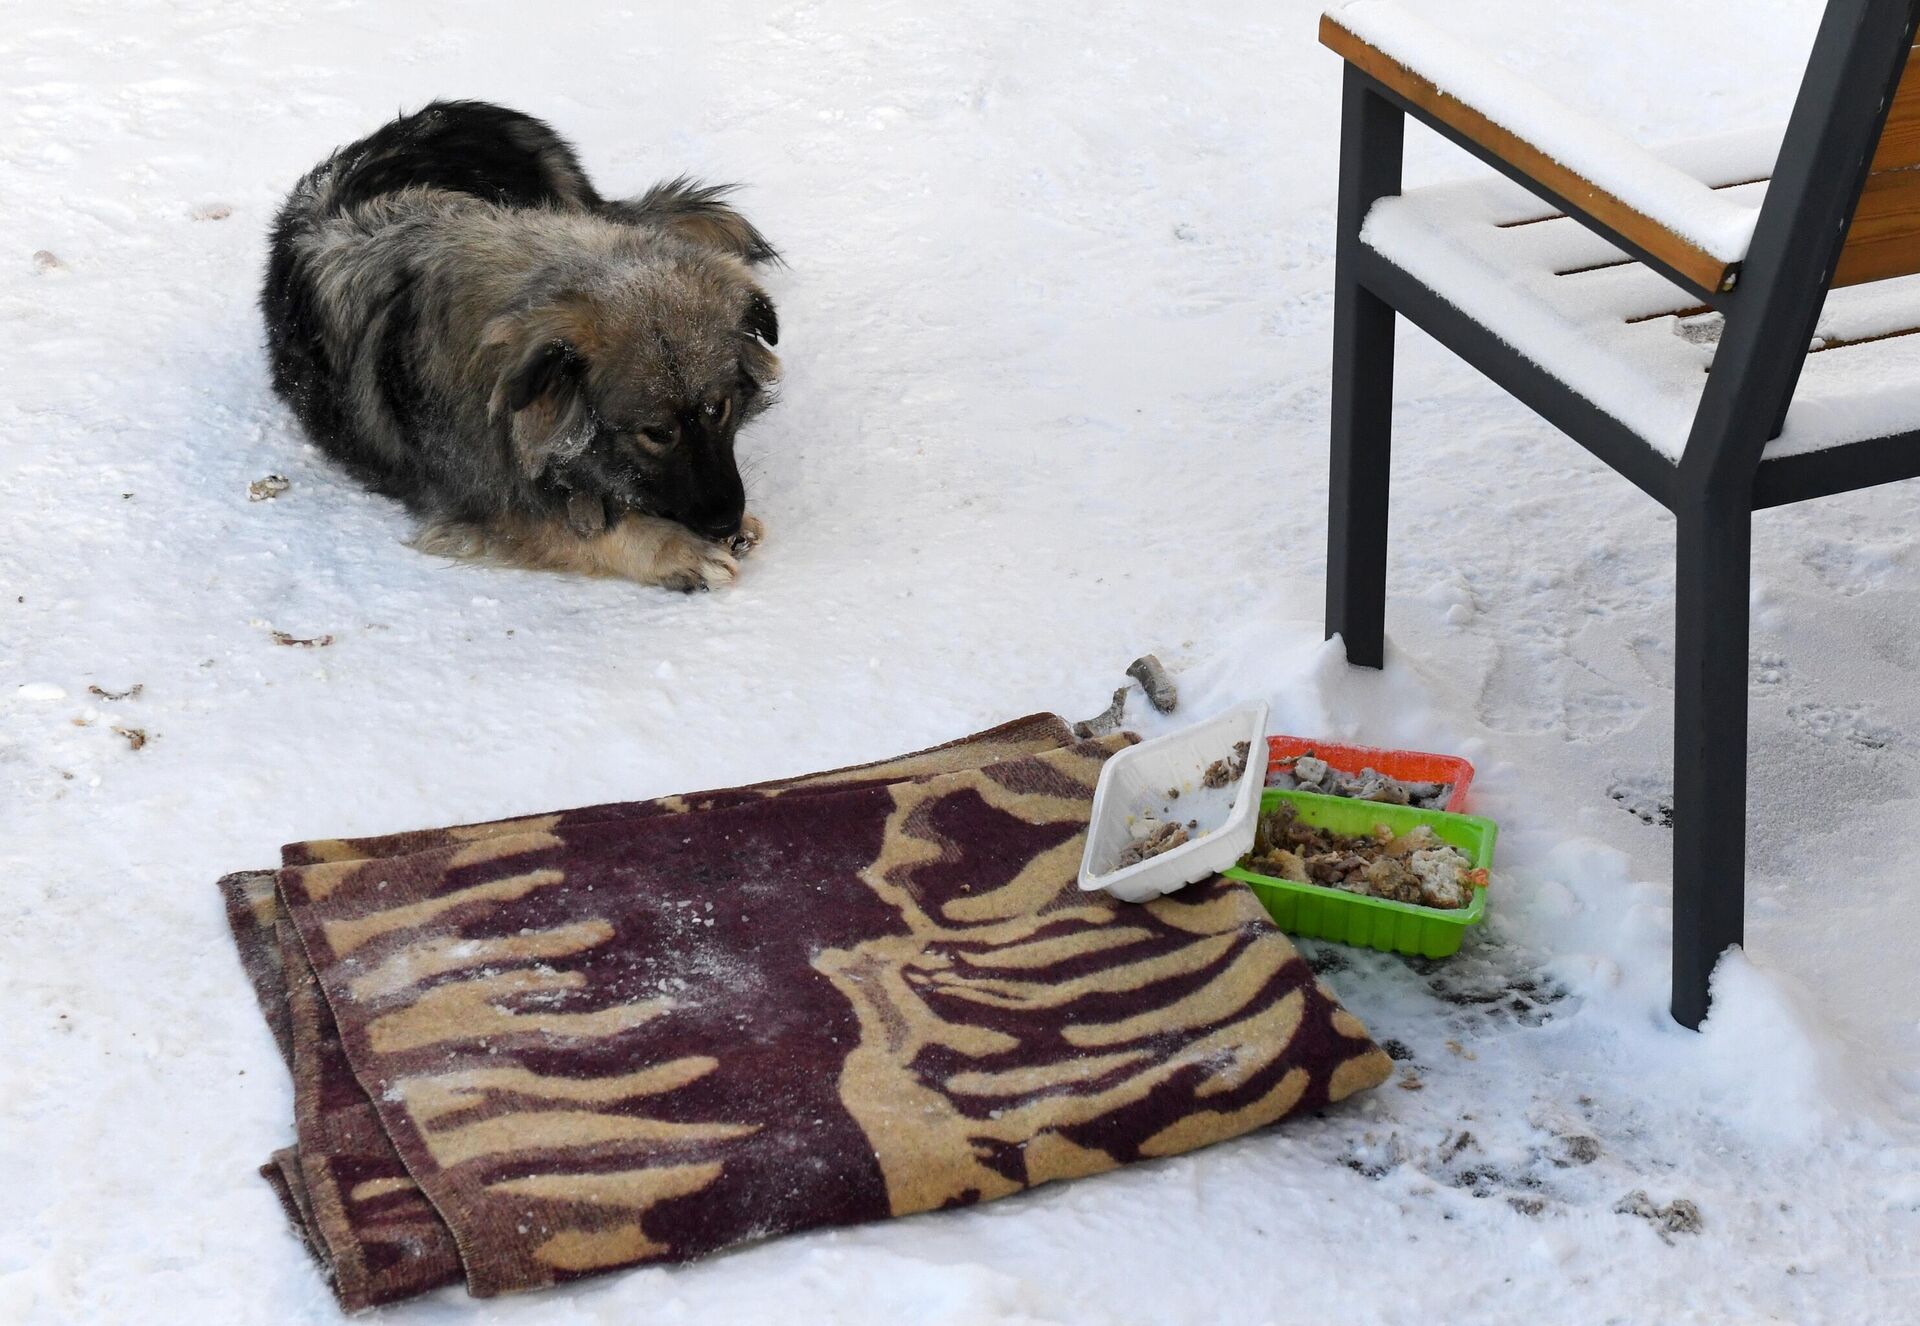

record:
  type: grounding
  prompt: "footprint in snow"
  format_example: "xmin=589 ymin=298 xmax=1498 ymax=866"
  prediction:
xmin=1607 ymin=774 xmax=1674 ymax=828
xmin=1752 ymin=652 xmax=1791 ymax=687
xmin=1477 ymin=645 xmax=1645 ymax=742
xmin=1305 ymin=938 xmax=1570 ymax=1031
xmin=1786 ymin=701 xmax=1905 ymax=755
xmin=1802 ymin=538 xmax=1905 ymax=597
xmin=1335 ymin=1108 xmax=1606 ymax=1219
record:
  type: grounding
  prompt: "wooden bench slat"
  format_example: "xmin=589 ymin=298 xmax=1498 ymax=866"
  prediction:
xmin=1319 ymin=13 xmax=1741 ymax=296
xmin=1834 ymin=44 xmax=1920 ymax=286
xmin=1868 ymin=46 xmax=1920 ymax=171
xmin=1808 ymin=321 xmax=1920 ymax=352
xmin=1836 ymin=165 xmax=1920 ymax=286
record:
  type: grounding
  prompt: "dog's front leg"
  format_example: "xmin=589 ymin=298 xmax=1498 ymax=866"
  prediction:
xmin=600 ymin=514 xmax=741 ymax=591
xmin=414 ymin=512 xmax=739 ymax=591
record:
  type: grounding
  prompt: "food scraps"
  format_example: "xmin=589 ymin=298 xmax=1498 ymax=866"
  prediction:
xmin=1238 ymin=800 xmax=1485 ymax=909
xmin=1613 ymin=1190 xmax=1703 ymax=1243
xmin=1114 ymin=818 xmax=1190 ymax=869
xmin=1071 ymin=685 xmax=1129 ymax=739
xmin=1126 ymin=654 xmax=1179 ymax=713
xmin=1202 ymin=739 xmax=1252 ymax=789
xmin=1268 ymin=750 xmax=1452 ymax=809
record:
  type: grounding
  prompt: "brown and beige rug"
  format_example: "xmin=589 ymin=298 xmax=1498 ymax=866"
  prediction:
xmin=221 ymin=714 xmax=1392 ymax=1310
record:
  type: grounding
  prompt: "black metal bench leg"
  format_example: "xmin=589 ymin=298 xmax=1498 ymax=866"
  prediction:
xmin=1326 ymin=68 xmax=1403 ymax=671
xmin=1669 ymin=495 xmax=1752 ymax=1028
xmin=1327 ymin=280 xmax=1396 ymax=669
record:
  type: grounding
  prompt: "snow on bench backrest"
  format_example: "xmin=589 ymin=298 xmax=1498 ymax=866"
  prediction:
xmin=1321 ymin=0 xmax=1762 ymax=294
xmin=1326 ymin=3 xmax=1920 ymax=295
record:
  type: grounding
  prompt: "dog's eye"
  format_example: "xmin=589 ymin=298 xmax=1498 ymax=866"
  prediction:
xmin=637 ymin=425 xmax=671 ymax=444
xmin=702 ymin=399 xmax=731 ymax=426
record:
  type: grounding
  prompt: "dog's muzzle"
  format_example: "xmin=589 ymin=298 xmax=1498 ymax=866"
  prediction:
xmin=687 ymin=514 xmax=743 ymax=542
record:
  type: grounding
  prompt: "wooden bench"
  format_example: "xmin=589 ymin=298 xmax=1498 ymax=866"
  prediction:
xmin=1319 ymin=0 xmax=1920 ymax=1026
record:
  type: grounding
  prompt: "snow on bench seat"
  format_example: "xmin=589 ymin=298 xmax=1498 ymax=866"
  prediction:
xmin=1326 ymin=1 xmax=1766 ymax=272
xmin=1363 ymin=132 xmax=1920 ymax=462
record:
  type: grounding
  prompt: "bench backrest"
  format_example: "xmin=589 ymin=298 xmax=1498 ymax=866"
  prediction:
xmin=1686 ymin=0 xmax=1920 ymax=479
xmin=1838 ymin=42 xmax=1920 ymax=285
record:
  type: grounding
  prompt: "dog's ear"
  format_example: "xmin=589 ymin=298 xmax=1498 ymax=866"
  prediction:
xmin=505 ymin=340 xmax=579 ymax=413
xmin=486 ymin=313 xmax=593 ymax=478
xmin=621 ymin=177 xmax=780 ymax=264
xmin=741 ymin=289 xmax=779 ymax=346
xmin=734 ymin=288 xmax=782 ymax=389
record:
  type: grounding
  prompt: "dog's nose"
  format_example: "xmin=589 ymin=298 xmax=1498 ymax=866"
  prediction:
xmin=690 ymin=515 xmax=741 ymax=542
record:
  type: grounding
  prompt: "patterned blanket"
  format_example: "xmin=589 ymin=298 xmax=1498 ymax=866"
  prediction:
xmin=221 ymin=715 xmax=1392 ymax=1310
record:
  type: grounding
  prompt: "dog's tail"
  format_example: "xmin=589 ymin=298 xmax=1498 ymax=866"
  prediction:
xmin=283 ymin=100 xmax=601 ymax=229
xmin=601 ymin=176 xmax=781 ymax=265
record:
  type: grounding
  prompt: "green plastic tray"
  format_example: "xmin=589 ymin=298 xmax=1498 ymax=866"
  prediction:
xmin=1222 ymin=789 xmax=1498 ymax=959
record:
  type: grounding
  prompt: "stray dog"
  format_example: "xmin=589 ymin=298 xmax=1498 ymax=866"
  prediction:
xmin=261 ymin=100 xmax=780 ymax=590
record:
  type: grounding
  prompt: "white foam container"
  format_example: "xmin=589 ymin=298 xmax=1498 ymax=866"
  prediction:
xmin=1078 ymin=700 xmax=1270 ymax=904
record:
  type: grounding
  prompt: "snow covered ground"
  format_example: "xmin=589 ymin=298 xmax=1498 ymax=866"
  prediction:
xmin=3 ymin=1 xmax=1916 ymax=1321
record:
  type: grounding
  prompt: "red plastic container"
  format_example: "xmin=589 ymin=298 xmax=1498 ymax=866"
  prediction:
xmin=1264 ymin=736 xmax=1475 ymax=814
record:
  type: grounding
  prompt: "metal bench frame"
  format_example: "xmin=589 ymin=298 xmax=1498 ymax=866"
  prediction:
xmin=1325 ymin=0 xmax=1920 ymax=1026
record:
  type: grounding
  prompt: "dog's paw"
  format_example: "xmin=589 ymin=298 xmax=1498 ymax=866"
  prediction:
xmin=656 ymin=531 xmax=740 ymax=593
xmin=728 ymin=513 xmax=765 ymax=558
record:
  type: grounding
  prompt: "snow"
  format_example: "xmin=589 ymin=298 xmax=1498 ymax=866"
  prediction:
xmin=1366 ymin=152 xmax=1920 ymax=460
xmin=1326 ymin=1 xmax=1767 ymax=262
xmin=2 ymin=1 xmax=1917 ymax=1323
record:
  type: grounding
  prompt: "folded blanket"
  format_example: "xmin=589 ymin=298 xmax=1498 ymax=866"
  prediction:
xmin=222 ymin=715 xmax=1391 ymax=1310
